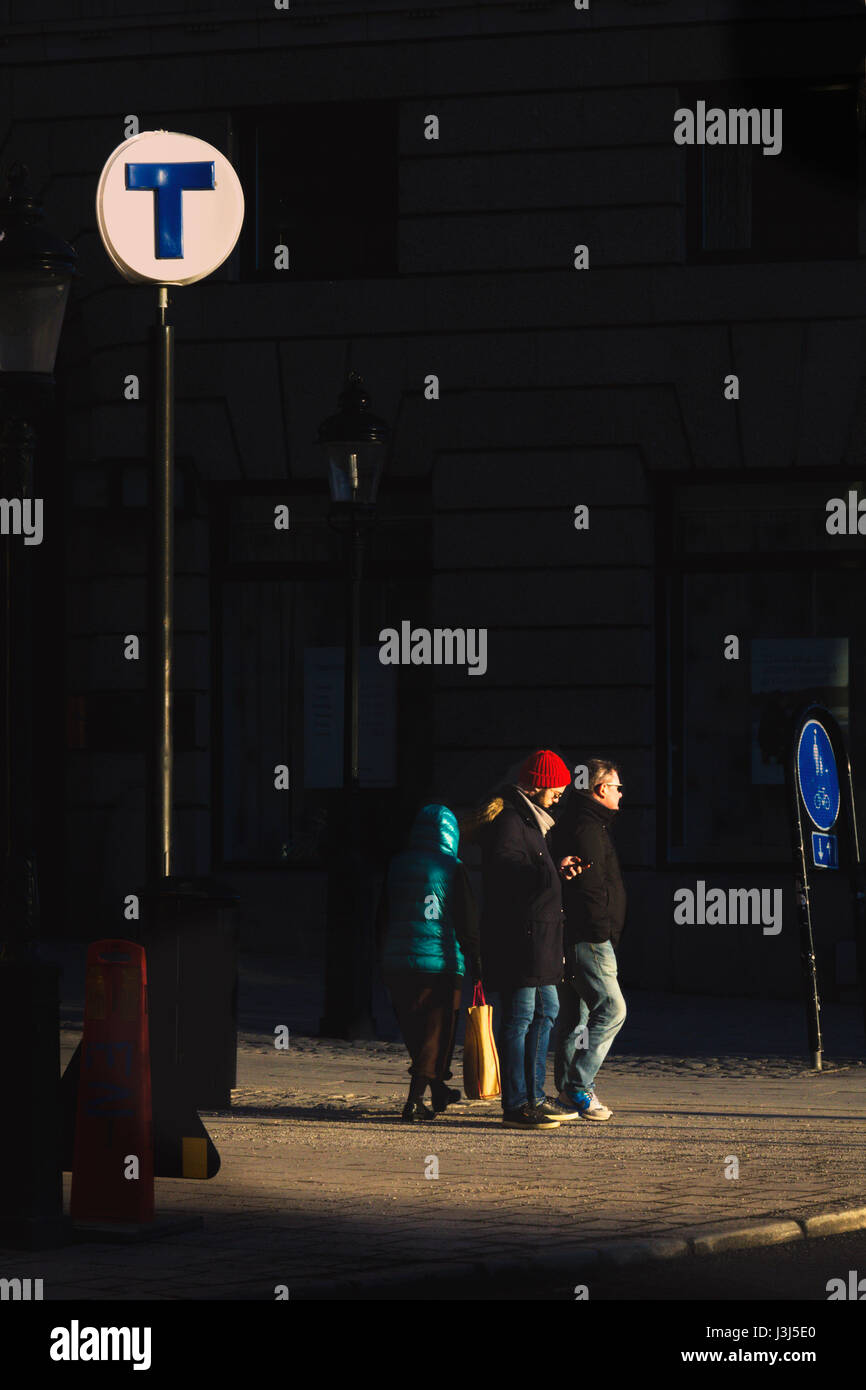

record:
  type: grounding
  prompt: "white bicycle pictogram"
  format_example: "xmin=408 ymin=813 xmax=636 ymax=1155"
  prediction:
xmin=814 ymin=789 xmax=831 ymax=813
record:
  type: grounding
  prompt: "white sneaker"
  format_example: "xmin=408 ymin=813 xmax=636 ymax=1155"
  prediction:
xmin=557 ymin=1088 xmax=613 ymax=1121
xmin=582 ymin=1090 xmax=613 ymax=1121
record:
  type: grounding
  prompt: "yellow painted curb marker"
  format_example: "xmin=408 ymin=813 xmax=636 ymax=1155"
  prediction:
xmin=182 ymin=1137 xmax=208 ymax=1178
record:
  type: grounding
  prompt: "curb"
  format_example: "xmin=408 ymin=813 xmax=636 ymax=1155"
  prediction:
xmin=289 ymin=1205 xmax=866 ymax=1298
xmin=691 ymin=1220 xmax=802 ymax=1256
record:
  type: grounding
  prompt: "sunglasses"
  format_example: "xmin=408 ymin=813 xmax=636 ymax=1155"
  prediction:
xmin=598 ymin=783 xmax=624 ymax=792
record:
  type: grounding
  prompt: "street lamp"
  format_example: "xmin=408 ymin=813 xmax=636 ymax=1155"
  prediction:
xmin=0 ymin=161 xmax=76 ymax=1246
xmin=317 ymin=372 xmax=389 ymax=1038
xmin=319 ymin=372 xmax=389 ymax=512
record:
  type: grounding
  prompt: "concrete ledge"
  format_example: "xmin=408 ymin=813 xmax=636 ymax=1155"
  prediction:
xmin=692 ymin=1220 xmax=803 ymax=1256
xmin=802 ymin=1207 xmax=866 ymax=1238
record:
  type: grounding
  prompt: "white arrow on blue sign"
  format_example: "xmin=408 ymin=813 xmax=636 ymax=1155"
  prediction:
xmin=811 ymin=832 xmax=838 ymax=870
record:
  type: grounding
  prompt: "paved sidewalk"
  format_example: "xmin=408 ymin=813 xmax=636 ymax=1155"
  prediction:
xmin=3 ymin=947 xmax=866 ymax=1299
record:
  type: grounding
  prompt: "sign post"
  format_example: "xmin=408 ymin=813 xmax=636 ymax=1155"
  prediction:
xmin=61 ymin=133 xmax=245 ymax=1201
xmin=96 ymin=130 xmax=244 ymax=877
xmin=787 ymin=703 xmax=863 ymax=1068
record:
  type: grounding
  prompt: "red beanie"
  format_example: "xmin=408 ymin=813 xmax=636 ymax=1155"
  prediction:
xmin=517 ymin=749 xmax=572 ymax=789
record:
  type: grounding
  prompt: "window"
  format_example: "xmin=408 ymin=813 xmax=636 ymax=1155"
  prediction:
xmin=234 ymin=101 xmax=399 ymax=281
xmin=684 ymin=79 xmax=860 ymax=262
xmin=211 ymin=482 xmax=431 ymax=868
xmin=656 ymin=471 xmax=866 ymax=866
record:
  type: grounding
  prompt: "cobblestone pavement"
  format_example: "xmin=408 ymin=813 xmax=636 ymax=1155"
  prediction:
xmin=5 ymin=1019 xmax=862 ymax=1300
xmin=4 ymin=951 xmax=865 ymax=1300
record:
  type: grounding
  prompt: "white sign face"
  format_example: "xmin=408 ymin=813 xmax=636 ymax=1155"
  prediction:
xmin=96 ymin=130 xmax=244 ymax=285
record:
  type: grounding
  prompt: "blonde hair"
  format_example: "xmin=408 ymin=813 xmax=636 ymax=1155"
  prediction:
xmin=456 ymin=797 xmax=504 ymax=842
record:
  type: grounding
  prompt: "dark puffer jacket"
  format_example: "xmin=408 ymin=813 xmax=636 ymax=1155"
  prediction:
xmin=378 ymin=804 xmax=479 ymax=974
xmin=549 ymin=789 xmax=626 ymax=949
xmin=479 ymin=786 xmax=564 ymax=988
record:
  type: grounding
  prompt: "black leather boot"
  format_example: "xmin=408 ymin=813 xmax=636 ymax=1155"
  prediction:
xmin=402 ymin=1076 xmax=434 ymax=1122
xmin=430 ymin=1081 xmax=461 ymax=1113
xmin=401 ymin=1098 xmax=436 ymax=1122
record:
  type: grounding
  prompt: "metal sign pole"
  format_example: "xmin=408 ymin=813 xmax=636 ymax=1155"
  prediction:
xmin=151 ymin=285 xmax=174 ymax=881
xmin=789 ymin=780 xmax=823 ymax=1070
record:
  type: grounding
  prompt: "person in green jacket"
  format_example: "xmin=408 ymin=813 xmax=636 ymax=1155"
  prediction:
xmin=377 ymin=804 xmax=481 ymax=1122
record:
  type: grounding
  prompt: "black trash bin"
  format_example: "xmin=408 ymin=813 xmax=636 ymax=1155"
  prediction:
xmin=137 ymin=877 xmax=240 ymax=1112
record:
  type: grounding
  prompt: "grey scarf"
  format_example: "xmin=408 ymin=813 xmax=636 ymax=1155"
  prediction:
xmin=514 ymin=787 xmax=556 ymax=838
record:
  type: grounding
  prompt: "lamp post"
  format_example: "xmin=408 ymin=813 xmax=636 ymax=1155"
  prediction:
xmin=317 ymin=372 xmax=389 ymax=1039
xmin=0 ymin=162 xmax=76 ymax=1246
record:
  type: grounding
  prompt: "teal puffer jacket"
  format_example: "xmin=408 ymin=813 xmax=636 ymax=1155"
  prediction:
xmin=381 ymin=804 xmax=466 ymax=975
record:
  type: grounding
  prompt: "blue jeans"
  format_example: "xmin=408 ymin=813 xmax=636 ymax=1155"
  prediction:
xmin=554 ymin=941 xmax=626 ymax=1096
xmin=496 ymin=985 xmax=560 ymax=1112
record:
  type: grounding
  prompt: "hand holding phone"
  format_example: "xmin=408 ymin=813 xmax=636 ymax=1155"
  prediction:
xmin=559 ymin=855 xmax=590 ymax=880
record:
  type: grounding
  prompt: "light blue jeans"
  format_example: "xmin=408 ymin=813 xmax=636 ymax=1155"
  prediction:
xmin=496 ymin=985 xmax=560 ymax=1112
xmin=554 ymin=940 xmax=626 ymax=1096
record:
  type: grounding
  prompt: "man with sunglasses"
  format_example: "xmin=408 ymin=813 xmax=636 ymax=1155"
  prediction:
xmin=548 ymin=759 xmax=627 ymax=1121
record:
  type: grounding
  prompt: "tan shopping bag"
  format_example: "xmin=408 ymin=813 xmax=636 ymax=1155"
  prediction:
xmin=463 ymin=982 xmax=501 ymax=1100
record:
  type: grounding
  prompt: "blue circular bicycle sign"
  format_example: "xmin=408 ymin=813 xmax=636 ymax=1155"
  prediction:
xmin=796 ymin=719 xmax=841 ymax=833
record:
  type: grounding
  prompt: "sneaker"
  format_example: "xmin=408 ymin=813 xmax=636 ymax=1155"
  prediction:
xmin=587 ymin=1089 xmax=613 ymax=1119
xmin=502 ymin=1105 xmax=560 ymax=1130
xmin=558 ymin=1088 xmax=613 ymax=1121
xmin=534 ymin=1096 xmax=583 ymax=1123
xmin=555 ymin=1089 xmax=585 ymax=1115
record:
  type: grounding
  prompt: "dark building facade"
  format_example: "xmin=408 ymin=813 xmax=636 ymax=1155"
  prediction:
xmin=3 ymin=0 xmax=866 ymax=1001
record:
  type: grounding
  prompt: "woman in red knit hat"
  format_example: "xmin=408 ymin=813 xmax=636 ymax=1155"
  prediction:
xmin=474 ymin=750 xmax=583 ymax=1130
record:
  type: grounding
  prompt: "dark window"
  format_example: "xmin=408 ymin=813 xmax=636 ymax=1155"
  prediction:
xmin=684 ymin=79 xmax=860 ymax=262
xmin=211 ymin=483 xmax=431 ymax=869
xmin=70 ymin=457 xmax=196 ymax=514
xmin=656 ymin=471 xmax=866 ymax=867
xmin=234 ymin=102 xmax=399 ymax=281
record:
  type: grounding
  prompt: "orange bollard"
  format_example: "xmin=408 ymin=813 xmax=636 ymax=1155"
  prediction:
xmin=70 ymin=940 xmax=154 ymax=1225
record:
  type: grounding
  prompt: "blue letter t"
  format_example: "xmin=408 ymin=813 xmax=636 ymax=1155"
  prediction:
xmin=125 ymin=161 xmax=216 ymax=259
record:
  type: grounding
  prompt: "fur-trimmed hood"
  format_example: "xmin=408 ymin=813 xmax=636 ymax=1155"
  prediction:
xmin=457 ymin=796 xmax=505 ymax=843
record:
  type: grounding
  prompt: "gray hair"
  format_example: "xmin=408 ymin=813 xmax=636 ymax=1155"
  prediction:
xmin=587 ymin=758 xmax=619 ymax=793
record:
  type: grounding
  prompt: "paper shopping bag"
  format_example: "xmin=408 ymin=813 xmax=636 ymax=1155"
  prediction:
xmin=463 ymin=981 xmax=501 ymax=1100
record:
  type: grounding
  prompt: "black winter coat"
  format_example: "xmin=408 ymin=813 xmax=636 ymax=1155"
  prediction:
xmin=549 ymin=790 xmax=626 ymax=949
xmin=479 ymin=786 xmax=565 ymax=988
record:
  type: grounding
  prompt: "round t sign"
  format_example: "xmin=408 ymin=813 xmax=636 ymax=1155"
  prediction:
xmin=96 ymin=130 xmax=244 ymax=285
xmin=796 ymin=718 xmax=841 ymax=833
